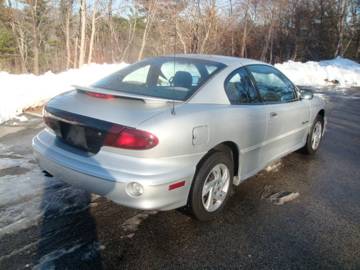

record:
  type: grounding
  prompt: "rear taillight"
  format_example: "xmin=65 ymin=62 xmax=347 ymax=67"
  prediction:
xmin=86 ymin=92 xmax=114 ymax=99
xmin=42 ymin=107 xmax=158 ymax=151
xmin=104 ymin=125 xmax=158 ymax=150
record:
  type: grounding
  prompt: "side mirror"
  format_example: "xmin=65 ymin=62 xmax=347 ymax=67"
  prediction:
xmin=300 ymin=89 xmax=314 ymax=100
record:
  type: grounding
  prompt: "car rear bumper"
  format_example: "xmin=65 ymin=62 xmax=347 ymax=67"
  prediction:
xmin=33 ymin=129 xmax=201 ymax=211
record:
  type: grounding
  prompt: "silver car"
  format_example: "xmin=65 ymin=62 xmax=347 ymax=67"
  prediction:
xmin=33 ymin=55 xmax=326 ymax=220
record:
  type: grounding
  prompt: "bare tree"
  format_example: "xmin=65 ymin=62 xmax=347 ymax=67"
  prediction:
xmin=260 ymin=1 xmax=276 ymax=62
xmin=335 ymin=0 xmax=348 ymax=57
xmin=26 ymin=0 xmax=47 ymax=74
xmin=107 ymin=0 xmax=115 ymax=61
xmin=12 ymin=21 xmax=28 ymax=72
xmin=2 ymin=0 xmax=360 ymax=73
xmin=199 ymin=0 xmax=216 ymax=53
xmin=60 ymin=0 xmax=73 ymax=69
xmin=121 ymin=14 xmax=137 ymax=61
xmin=7 ymin=0 xmax=29 ymax=73
xmin=73 ymin=36 xmax=78 ymax=68
xmin=137 ymin=0 xmax=158 ymax=61
xmin=229 ymin=0 xmax=235 ymax=56
xmin=177 ymin=21 xmax=188 ymax=54
xmin=87 ymin=0 xmax=98 ymax=63
xmin=240 ymin=0 xmax=251 ymax=57
xmin=78 ymin=0 xmax=86 ymax=67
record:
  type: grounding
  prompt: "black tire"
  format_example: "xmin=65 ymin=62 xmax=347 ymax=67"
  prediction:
xmin=186 ymin=150 xmax=234 ymax=221
xmin=303 ymin=115 xmax=324 ymax=155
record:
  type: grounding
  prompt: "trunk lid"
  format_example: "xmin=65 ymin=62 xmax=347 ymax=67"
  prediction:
xmin=47 ymin=88 xmax=173 ymax=127
xmin=44 ymin=88 xmax=174 ymax=153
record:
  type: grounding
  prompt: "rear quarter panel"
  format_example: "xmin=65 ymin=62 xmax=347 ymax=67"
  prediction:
xmin=135 ymin=103 xmax=267 ymax=179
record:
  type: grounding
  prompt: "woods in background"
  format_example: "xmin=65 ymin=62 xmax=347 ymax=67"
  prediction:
xmin=0 ymin=0 xmax=359 ymax=74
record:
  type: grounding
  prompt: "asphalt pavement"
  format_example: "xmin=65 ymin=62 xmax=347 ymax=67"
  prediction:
xmin=0 ymin=87 xmax=359 ymax=269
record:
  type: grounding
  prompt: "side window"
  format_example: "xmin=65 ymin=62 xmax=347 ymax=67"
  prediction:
xmin=225 ymin=68 xmax=259 ymax=104
xmin=205 ymin=64 xmax=218 ymax=75
xmin=247 ymin=65 xmax=296 ymax=103
xmin=122 ymin=65 xmax=150 ymax=85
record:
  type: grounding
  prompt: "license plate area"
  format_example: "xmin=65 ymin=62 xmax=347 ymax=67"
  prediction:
xmin=44 ymin=106 xmax=116 ymax=154
xmin=58 ymin=122 xmax=106 ymax=153
xmin=62 ymin=124 xmax=88 ymax=150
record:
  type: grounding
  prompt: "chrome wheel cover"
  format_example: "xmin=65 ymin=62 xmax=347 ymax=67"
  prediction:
xmin=311 ymin=121 xmax=322 ymax=150
xmin=201 ymin=163 xmax=230 ymax=212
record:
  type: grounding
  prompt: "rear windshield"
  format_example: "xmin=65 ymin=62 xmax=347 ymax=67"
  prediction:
xmin=92 ymin=57 xmax=226 ymax=101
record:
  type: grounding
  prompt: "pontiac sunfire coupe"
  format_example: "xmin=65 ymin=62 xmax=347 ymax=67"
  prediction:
xmin=33 ymin=55 xmax=326 ymax=220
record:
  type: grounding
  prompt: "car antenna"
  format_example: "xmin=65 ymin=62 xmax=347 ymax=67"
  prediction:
xmin=171 ymin=1 xmax=177 ymax=116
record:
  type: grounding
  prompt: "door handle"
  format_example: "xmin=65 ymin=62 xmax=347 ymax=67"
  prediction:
xmin=270 ymin=112 xmax=278 ymax=117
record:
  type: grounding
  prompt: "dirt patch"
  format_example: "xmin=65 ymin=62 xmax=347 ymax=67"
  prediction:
xmin=0 ymin=166 xmax=31 ymax=177
xmin=260 ymin=185 xmax=300 ymax=205
xmin=24 ymin=105 xmax=43 ymax=116
xmin=268 ymin=191 xmax=300 ymax=205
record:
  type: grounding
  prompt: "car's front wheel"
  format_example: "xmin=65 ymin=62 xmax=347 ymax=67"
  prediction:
xmin=187 ymin=150 xmax=233 ymax=221
xmin=303 ymin=115 xmax=324 ymax=154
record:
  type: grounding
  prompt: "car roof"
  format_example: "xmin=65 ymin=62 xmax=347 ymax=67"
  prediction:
xmin=162 ymin=53 xmax=267 ymax=67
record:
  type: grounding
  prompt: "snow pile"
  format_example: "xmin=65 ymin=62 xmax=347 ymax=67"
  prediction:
xmin=0 ymin=63 xmax=128 ymax=124
xmin=275 ymin=57 xmax=360 ymax=87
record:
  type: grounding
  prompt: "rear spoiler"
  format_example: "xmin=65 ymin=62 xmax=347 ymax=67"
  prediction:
xmin=73 ymin=85 xmax=183 ymax=104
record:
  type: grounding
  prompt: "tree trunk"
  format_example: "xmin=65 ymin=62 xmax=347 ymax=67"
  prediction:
xmin=261 ymin=17 xmax=274 ymax=62
xmin=177 ymin=28 xmax=187 ymax=54
xmin=9 ymin=17 xmax=28 ymax=73
xmin=292 ymin=43 xmax=298 ymax=60
xmin=240 ymin=1 xmax=250 ymax=58
xmin=32 ymin=23 xmax=39 ymax=74
xmin=18 ymin=36 xmax=28 ymax=73
xmin=240 ymin=17 xmax=248 ymax=57
xmin=88 ymin=0 xmax=98 ymax=64
xmin=78 ymin=0 xmax=87 ymax=67
xmin=73 ymin=36 xmax=78 ymax=68
xmin=356 ymin=35 xmax=360 ymax=59
xmin=107 ymin=0 xmax=115 ymax=62
xmin=269 ymin=31 xmax=274 ymax=63
xmin=229 ymin=0 xmax=235 ymax=56
xmin=31 ymin=0 xmax=39 ymax=74
xmin=138 ymin=23 xmax=149 ymax=61
xmin=121 ymin=17 xmax=137 ymax=61
xmin=199 ymin=0 xmax=216 ymax=54
xmin=65 ymin=0 xmax=72 ymax=69
xmin=335 ymin=0 xmax=347 ymax=57
xmin=138 ymin=0 xmax=157 ymax=61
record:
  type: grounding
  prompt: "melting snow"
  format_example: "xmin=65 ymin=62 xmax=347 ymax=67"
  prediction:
xmin=14 ymin=115 xmax=28 ymax=122
xmin=275 ymin=57 xmax=360 ymax=87
xmin=0 ymin=63 xmax=128 ymax=124
xmin=260 ymin=185 xmax=300 ymax=205
xmin=268 ymin=191 xmax=300 ymax=205
xmin=0 ymin=144 xmax=91 ymax=238
xmin=121 ymin=211 xmax=158 ymax=238
xmin=265 ymin=160 xmax=282 ymax=172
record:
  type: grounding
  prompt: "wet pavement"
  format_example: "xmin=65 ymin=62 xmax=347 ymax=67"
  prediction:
xmin=0 ymin=87 xmax=359 ymax=269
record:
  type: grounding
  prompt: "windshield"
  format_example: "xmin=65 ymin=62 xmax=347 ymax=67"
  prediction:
xmin=92 ymin=57 xmax=226 ymax=101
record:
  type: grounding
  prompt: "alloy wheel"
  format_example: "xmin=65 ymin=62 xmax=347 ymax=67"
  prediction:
xmin=201 ymin=163 xmax=230 ymax=212
xmin=311 ymin=121 xmax=322 ymax=150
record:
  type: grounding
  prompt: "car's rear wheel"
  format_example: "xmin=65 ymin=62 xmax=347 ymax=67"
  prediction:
xmin=187 ymin=150 xmax=233 ymax=221
xmin=303 ymin=115 xmax=324 ymax=154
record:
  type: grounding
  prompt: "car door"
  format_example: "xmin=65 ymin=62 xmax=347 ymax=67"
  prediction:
xmin=223 ymin=67 xmax=268 ymax=179
xmin=246 ymin=64 xmax=310 ymax=163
